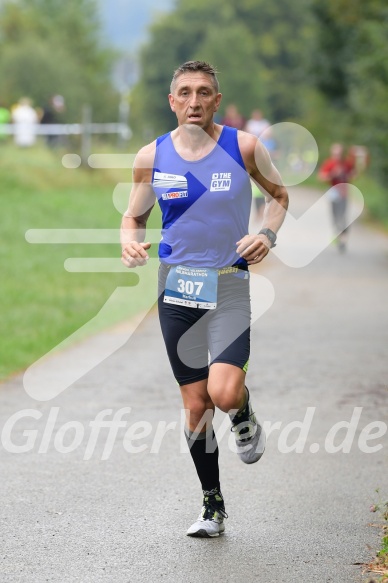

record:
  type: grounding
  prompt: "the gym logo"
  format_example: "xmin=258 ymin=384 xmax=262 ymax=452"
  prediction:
xmin=210 ymin=172 xmax=232 ymax=191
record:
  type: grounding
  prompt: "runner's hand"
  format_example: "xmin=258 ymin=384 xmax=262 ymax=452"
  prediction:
xmin=121 ymin=241 xmax=151 ymax=267
xmin=236 ymin=234 xmax=270 ymax=265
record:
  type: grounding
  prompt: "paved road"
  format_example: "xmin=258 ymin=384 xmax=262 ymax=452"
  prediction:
xmin=1 ymin=188 xmax=387 ymax=583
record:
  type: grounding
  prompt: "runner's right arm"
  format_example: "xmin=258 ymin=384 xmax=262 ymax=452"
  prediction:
xmin=121 ymin=143 xmax=156 ymax=268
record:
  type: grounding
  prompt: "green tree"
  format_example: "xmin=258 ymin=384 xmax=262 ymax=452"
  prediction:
xmin=193 ymin=24 xmax=266 ymax=118
xmin=232 ymin=0 xmax=314 ymax=120
xmin=0 ymin=0 xmax=118 ymax=121
xmin=131 ymin=0 xmax=312 ymax=135
xmin=347 ymin=6 xmax=388 ymax=182
xmin=310 ymin=0 xmax=388 ymax=181
xmin=0 ymin=38 xmax=87 ymax=119
xmin=309 ymin=1 xmax=352 ymax=107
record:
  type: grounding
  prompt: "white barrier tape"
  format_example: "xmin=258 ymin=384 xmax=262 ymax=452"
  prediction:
xmin=0 ymin=123 xmax=131 ymax=136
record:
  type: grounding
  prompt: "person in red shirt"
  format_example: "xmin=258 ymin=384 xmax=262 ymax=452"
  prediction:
xmin=318 ymin=143 xmax=355 ymax=252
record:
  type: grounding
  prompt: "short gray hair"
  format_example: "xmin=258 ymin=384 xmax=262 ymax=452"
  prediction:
xmin=170 ymin=61 xmax=220 ymax=93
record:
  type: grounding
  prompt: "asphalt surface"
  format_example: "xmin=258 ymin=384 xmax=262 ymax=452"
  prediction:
xmin=1 ymin=187 xmax=387 ymax=583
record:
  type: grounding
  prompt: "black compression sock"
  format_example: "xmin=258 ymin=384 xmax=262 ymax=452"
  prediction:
xmin=230 ymin=386 xmax=250 ymax=424
xmin=185 ymin=427 xmax=220 ymax=493
xmin=203 ymin=487 xmax=225 ymax=511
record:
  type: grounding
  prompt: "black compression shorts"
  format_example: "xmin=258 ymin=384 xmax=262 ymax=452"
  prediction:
xmin=158 ymin=263 xmax=251 ymax=386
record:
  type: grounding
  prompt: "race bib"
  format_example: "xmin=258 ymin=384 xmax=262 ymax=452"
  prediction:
xmin=164 ymin=265 xmax=218 ymax=309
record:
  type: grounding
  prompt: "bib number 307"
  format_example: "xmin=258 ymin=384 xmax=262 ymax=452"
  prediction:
xmin=177 ymin=279 xmax=203 ymax=296
xmin=164 ymin=265 xmax=218 ymax=309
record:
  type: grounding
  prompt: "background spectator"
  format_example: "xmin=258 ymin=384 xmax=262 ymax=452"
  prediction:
xmin=244 ymin=109 xmax=270 ymax=138
xmin=40 ymin=94 xmax=66 ymax=148
xmin=221 ymin=104 xmax=245 ymax=130
xmin=11 ymin=97 xmax=39 ymax=147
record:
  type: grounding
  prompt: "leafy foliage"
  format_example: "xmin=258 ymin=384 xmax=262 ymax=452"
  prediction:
xmin=0 ymin=0 xmax=118 ymax=120
xmin=131 ymin=0 xmax=312 ymax=135
xmin=310 ymin=0 xmax=388 ymax=182
xmin=131 ymin=0 xmax=388 ymax=198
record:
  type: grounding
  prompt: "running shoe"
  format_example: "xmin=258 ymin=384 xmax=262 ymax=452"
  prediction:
xmin=186 ymin=492 xmax=227 ymax=538
xmin=230 ymin=388 xmax=266 ymax=464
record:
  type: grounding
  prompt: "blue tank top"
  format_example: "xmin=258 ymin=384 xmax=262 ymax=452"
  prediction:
xmin=152 ymin=126 xmax=251 ymax=269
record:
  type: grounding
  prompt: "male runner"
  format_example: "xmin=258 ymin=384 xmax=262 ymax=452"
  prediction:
xmin=121 ymin=61 xmax=288 ymax=537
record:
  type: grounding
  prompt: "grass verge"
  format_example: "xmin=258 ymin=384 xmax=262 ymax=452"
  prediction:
xmin=0 ymin=141 xmax=160 ymax=381
xmin=1 ymin=142 xmax=387 ymax=381
xmin=365 ymin=490 xmax=388 ymax=583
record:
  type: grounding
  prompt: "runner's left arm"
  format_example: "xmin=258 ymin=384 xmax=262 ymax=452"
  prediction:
xmin=237 ymin=133 xmax=289 ymax=264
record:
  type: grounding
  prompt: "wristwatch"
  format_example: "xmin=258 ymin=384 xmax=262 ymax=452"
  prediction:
xmin=258 ymin=228 xmax=277 ymax=248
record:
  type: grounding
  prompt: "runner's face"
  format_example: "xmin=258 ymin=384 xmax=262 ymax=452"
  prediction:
xmin=169 ymin=73 xmax=222 ymax=129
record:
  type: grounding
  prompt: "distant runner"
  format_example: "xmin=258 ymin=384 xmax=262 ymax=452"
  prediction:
xmin=318 ymin=143 xmax=356 ymax=252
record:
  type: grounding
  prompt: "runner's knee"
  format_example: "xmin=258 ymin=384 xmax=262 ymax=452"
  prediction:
xmin=209 ymin=380 xmax=246 ymax=413
xmin=181 ymin=393 xmax=214 ymax=429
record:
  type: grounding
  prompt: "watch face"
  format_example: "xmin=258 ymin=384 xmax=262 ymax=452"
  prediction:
xmin=261 ymin=229 xmax=276 ymax=242
xmin=259 ymin=229 xmax=277 ymax=248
